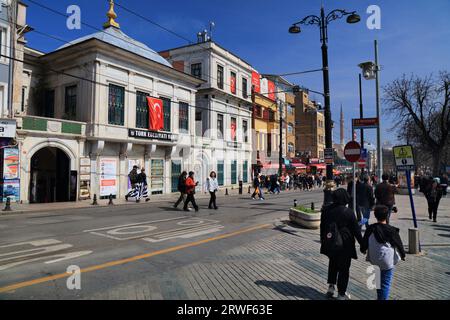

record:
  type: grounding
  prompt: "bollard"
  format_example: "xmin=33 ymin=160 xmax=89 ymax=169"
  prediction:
xmin=239 ymin=181 xmax=243 ymax=195
xmin=108 ymin=194 xmax=114 ymax=205
xmin=2 ymin=197 xmax=12 ymax=212
xmin=408 ymin=228 xmax=420 ymax=254
xmin=294 ymin=199 xmax=297 ymax=208
xmin=248 ymin=186 xmax=251 ymax=194
xmin=91 ymin=194 xmax=98 ymax=205
xmin=225 ymin=188 xmax=229 ymax=196
xmin=311 ymin=202 xmax=315 ymax=211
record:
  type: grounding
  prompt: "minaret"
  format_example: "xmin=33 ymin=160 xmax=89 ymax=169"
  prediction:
xmin=103 ymin=0 xmax=120 ymax=29
xmin=340 ymin=104 xmax=344 ymax=146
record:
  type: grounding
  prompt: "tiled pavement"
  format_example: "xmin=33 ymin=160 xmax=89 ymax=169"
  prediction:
xmin=87 ymin=195 xmax=450 ymax=300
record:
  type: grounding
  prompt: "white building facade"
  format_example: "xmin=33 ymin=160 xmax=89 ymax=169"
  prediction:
xmin=160 ymin=39 xmax=253 ymax=190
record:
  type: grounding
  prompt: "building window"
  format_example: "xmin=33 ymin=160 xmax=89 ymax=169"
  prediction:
xmin=136 ymin=91 xmax=149 ymax=129
xmin=160 ymin=97 xmax=171 ymax=132
xmin=150 ymin=159 xmax=164 ymax=195
xmin=40 ymin=89 xmax=55 ymax=118
xmin=108 ymin=84 xmax=125 ymax=125
xmin=231 ymin=161 xmax=237 ymax=184
xmin=217 ymin=160 xmax=224 ymax=186
xmin=195 ymin=111 xmax=202 ymax=136
xmin=230 ymin=71 xmax=237 ymax=95
xmin=243 ymin=120 xmax=248 ymax=143
xmin=268 ymin=109 xmax=275 ymax=122
xmin=288 ymin=143 xmax=295 ymax=153
xmin=217 ymin=113 xmax=224 ymax=139
xmin=191 ymin=63 xmax=202 ymax=79
xmin=231 ymin=117 xmax=237 ymax=141
xmin=243 ymin=161 xmax=248 ymax=183
xmin=288 ymin=123 xmax=294 ymax=134
xmin=217 ymin=65 xmax=224 ymax=89
xmin=254 ymin=105 xmax=262 ymax=118
xmin=64 ymin=85 xmax=77 ymax=120
xmin=21 ymin=86 xmax=27 ymax=112
xmin=0 ymin=27 xmax=7 ymax=63
xmin=242 ymin=78 xmax=248 ymax=98
xmin=288 ymin=105 xmax=294 ymax=115
xmin=179 ymin=102 xmax=189 ymax=133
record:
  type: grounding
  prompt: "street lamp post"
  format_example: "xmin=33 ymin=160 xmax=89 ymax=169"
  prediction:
xmin=289 ymin=6 xmax=360 ymax=204
xmin=279 ymin=99 xmax=284 ymax=178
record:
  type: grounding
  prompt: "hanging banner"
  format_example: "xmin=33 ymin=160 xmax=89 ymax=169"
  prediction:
xmin=268 ymin=80 xmax=276 ymax=101
xmin=230 ymin=73 xmax=236 ymax=94
xmin=231 ymin=118 xmax=237 ymax=141
xmin=147 ymin=97 xmax=164 ymax=131
xmin=100 ymin=158 xmax=117 ymax=197
xmin=252 ymin=71 xmax=260 ymax=93
xmin=3 ymin=147 xmax=19 ymax=180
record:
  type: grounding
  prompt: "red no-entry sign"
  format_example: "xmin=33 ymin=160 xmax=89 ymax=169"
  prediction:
xmin=344 ymin=141 xmax=361 ymax=163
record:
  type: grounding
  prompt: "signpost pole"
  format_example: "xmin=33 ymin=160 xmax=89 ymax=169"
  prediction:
xmin=406 ymin=169 xmax=418 ymax=229
xmin=353 ymin=162 xmax=357 ymax=218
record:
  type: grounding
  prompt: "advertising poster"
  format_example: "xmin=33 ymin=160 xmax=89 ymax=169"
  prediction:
xmin=100 ymin=158 xmax=117 ymax=197
xmin=3 ymin=148 xmax=19 ymax=180
xmin=2 ymin=179 xmax=20 ymax=202
xmin=251 ymin=71 xmax=260 ymax=93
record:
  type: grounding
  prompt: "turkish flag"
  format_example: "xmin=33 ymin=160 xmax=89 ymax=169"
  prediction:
xmin=147 ymin=97 xmax=164 ymax=131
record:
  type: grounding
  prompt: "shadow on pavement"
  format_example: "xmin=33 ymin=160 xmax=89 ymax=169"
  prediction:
xmin=438 ymin=234 xmax=450 ymax=238
xmin=254 ymin=280 xmax=325 ymax=300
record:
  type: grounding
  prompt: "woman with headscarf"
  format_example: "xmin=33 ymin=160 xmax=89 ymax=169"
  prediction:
xmin=320 ymin=188 xmax=363 ymax=300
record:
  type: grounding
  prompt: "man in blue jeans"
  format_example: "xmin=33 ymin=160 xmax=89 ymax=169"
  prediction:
xmin=360 ymin=206 xmax=406 ymax=300
xmin=356 ymin=176 xmax=375 ymax=228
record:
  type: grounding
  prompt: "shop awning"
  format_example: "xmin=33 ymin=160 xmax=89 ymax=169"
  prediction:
xmin=309 ymin=163 xmax=327 ymax=170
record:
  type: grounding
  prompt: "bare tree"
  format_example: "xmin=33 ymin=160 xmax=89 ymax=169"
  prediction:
xmin=384 ymin=71 xmax=450 ymax=175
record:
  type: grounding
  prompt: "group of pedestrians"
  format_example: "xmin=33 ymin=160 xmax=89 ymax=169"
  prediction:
xmin=320 ymin=173 xmax=406 ymax=300
xmin=125 ymin=165 xmax=150 ymax=203
xmin=173 ymin=171 xmax=219 ymax=212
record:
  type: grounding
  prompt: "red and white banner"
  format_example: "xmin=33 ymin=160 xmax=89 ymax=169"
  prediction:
xmin=231 ymin=118 xmax=237 ymax=141
xmin=230 ymin=74 xmax=236 ymax=94
xmin=252 ymin=71 xmax=261 ymax=93
xmin=268 ymin=80 xmax=276 ymax=101
xmin=147 ymin=97 xmax=164 ymax=131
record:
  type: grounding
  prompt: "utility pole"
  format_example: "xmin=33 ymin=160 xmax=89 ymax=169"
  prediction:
xmin=278 ymin=99 xmax=283 ymax=177
xmin=359 ymin=73 xmax=365 ymax=175
xmin=374 ymin=40 xmax=383 ymax=180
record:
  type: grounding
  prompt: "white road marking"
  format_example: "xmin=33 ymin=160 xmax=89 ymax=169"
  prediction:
xmin=83 ymin=217 xmax=186 ymax=233
xmin=106 ymin=225 xmax=157 ymax=235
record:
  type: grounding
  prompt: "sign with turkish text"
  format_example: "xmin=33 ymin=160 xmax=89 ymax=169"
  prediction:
xmin=99 ymin=158 xmax=117 ymax=197
xmin=147 ymin=97 xmax=164 ymax=131
xmin=0 ymin=119 xmax=16 ymax=138
xmin=129 ymin=129 xmax=173 ymax=141
xmin=252 ymin=71 xmax=260 ymax=93
xmin=393 ymin=145 xmax=415 ymax=171
xmin=324 ymin=148 xmax=334 ymax=165
xmin=352 ymin=118 xmax=379 ymax=129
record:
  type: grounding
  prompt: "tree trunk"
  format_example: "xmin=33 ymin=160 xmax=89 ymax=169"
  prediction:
xmin=432 ymin=149 xmax=442 ymax=176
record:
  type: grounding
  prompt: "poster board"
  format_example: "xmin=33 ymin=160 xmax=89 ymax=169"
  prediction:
xmin=100 ymin=158 xmax=117 ymax=197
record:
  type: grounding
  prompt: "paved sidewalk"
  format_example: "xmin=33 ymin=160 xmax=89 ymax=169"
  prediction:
xmin=84 ymin=194 xmax=450 ymax=300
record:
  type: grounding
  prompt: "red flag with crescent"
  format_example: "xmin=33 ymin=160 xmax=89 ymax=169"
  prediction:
xmin=147 ymin=97 xmax=164 ymax=131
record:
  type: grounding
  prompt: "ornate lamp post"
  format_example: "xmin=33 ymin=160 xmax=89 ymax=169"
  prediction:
xmin=289 ymin=6 xmax=360 ymax=205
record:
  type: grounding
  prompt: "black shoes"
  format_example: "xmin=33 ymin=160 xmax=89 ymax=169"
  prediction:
xmin=125 ymin=195 xmax=128 ymax=201
xmin=145 ymin=198 xmax=150 ymax=202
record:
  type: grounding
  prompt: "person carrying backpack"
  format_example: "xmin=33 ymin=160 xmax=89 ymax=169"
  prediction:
xmin=320 ymin=188 xmax=363 ymax=300
xmin=360 ymin=205 xmax=406 ymax=300
xmin=174 ymin=171 xmax=187 ymax=209
xmin=125 ymin=166 xmax=139 ymax=201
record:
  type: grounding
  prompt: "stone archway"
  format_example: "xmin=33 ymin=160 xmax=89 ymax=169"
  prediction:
xmin=29 ymin=146 xmax=73 ymax=203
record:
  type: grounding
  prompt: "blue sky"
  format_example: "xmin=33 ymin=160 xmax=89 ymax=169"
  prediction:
xmin=24 ymin=0 xmax=450 ymax=146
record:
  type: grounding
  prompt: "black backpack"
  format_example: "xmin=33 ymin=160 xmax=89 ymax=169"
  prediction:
xmin=323 ymin=221 xmax=344 ymax=256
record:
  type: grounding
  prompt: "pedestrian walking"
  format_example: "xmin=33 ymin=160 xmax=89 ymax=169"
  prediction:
xmin=174 ymin=171 xmax=187 ymax=208
xmin=125 ymin=165 xmax=139 ymax=201
xmin=251 ymin=174 xmax=265 ymax=200
xmin=356 ymin=176 xmax=375 ymax=228
xmin=183 ymin=171 xmax=199 ymax=212
xmin=424 ymin=177 xmax=443 ymax=222
xmin=374 ymin=174 xmax=397 ymax=224
xmin=320 ymin=188 xmax=363 ymax=300
xmin=206 ymin=171 xmax=219 ymax=210
xmin=137 ymin=168 xmax=150 ymax=203
xmin=360 ymin=205 xmax=406 ymax=300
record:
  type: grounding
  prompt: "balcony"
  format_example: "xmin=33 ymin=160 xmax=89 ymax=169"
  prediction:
xmin=17 ymin=116 xmax=86 ymax=137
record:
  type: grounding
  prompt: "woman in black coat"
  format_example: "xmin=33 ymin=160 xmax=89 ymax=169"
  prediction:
xmin=320 ymin=188 xmax=363 ymax=300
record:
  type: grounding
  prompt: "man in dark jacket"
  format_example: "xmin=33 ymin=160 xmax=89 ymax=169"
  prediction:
xmin=174 ymin=171 xmax=187 ymax=208
xmin=356 ymin=176 xmax=375 ymax=228
xmin=125 ymin=166 xmax=139 ymax=201
xmin=360 ymin=205 xmax=406 ymax=300
xmin=320 ymin=188 xmax=363 ymax=300
xmin=374 ymin=174 xmax=397 ymax=224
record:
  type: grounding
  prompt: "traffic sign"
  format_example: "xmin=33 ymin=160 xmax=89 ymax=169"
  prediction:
xmin=344 ymin=141 xmax=361 ymax=163
xmin=324 ymin=148 xmax=334 ymax=165
xmin=358 ymin=159 xmax=366 ymax=168
xmin=393 ymin=145 xmax=415 ymax=171
xmin=352 ymin=118 xmax=379 ymax=129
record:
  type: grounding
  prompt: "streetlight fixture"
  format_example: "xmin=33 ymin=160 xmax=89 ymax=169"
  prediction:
xmin=358 ymin=40 xmax=383 ymax=182
xmin=289 ymin=6 xmax=360 ymax=205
